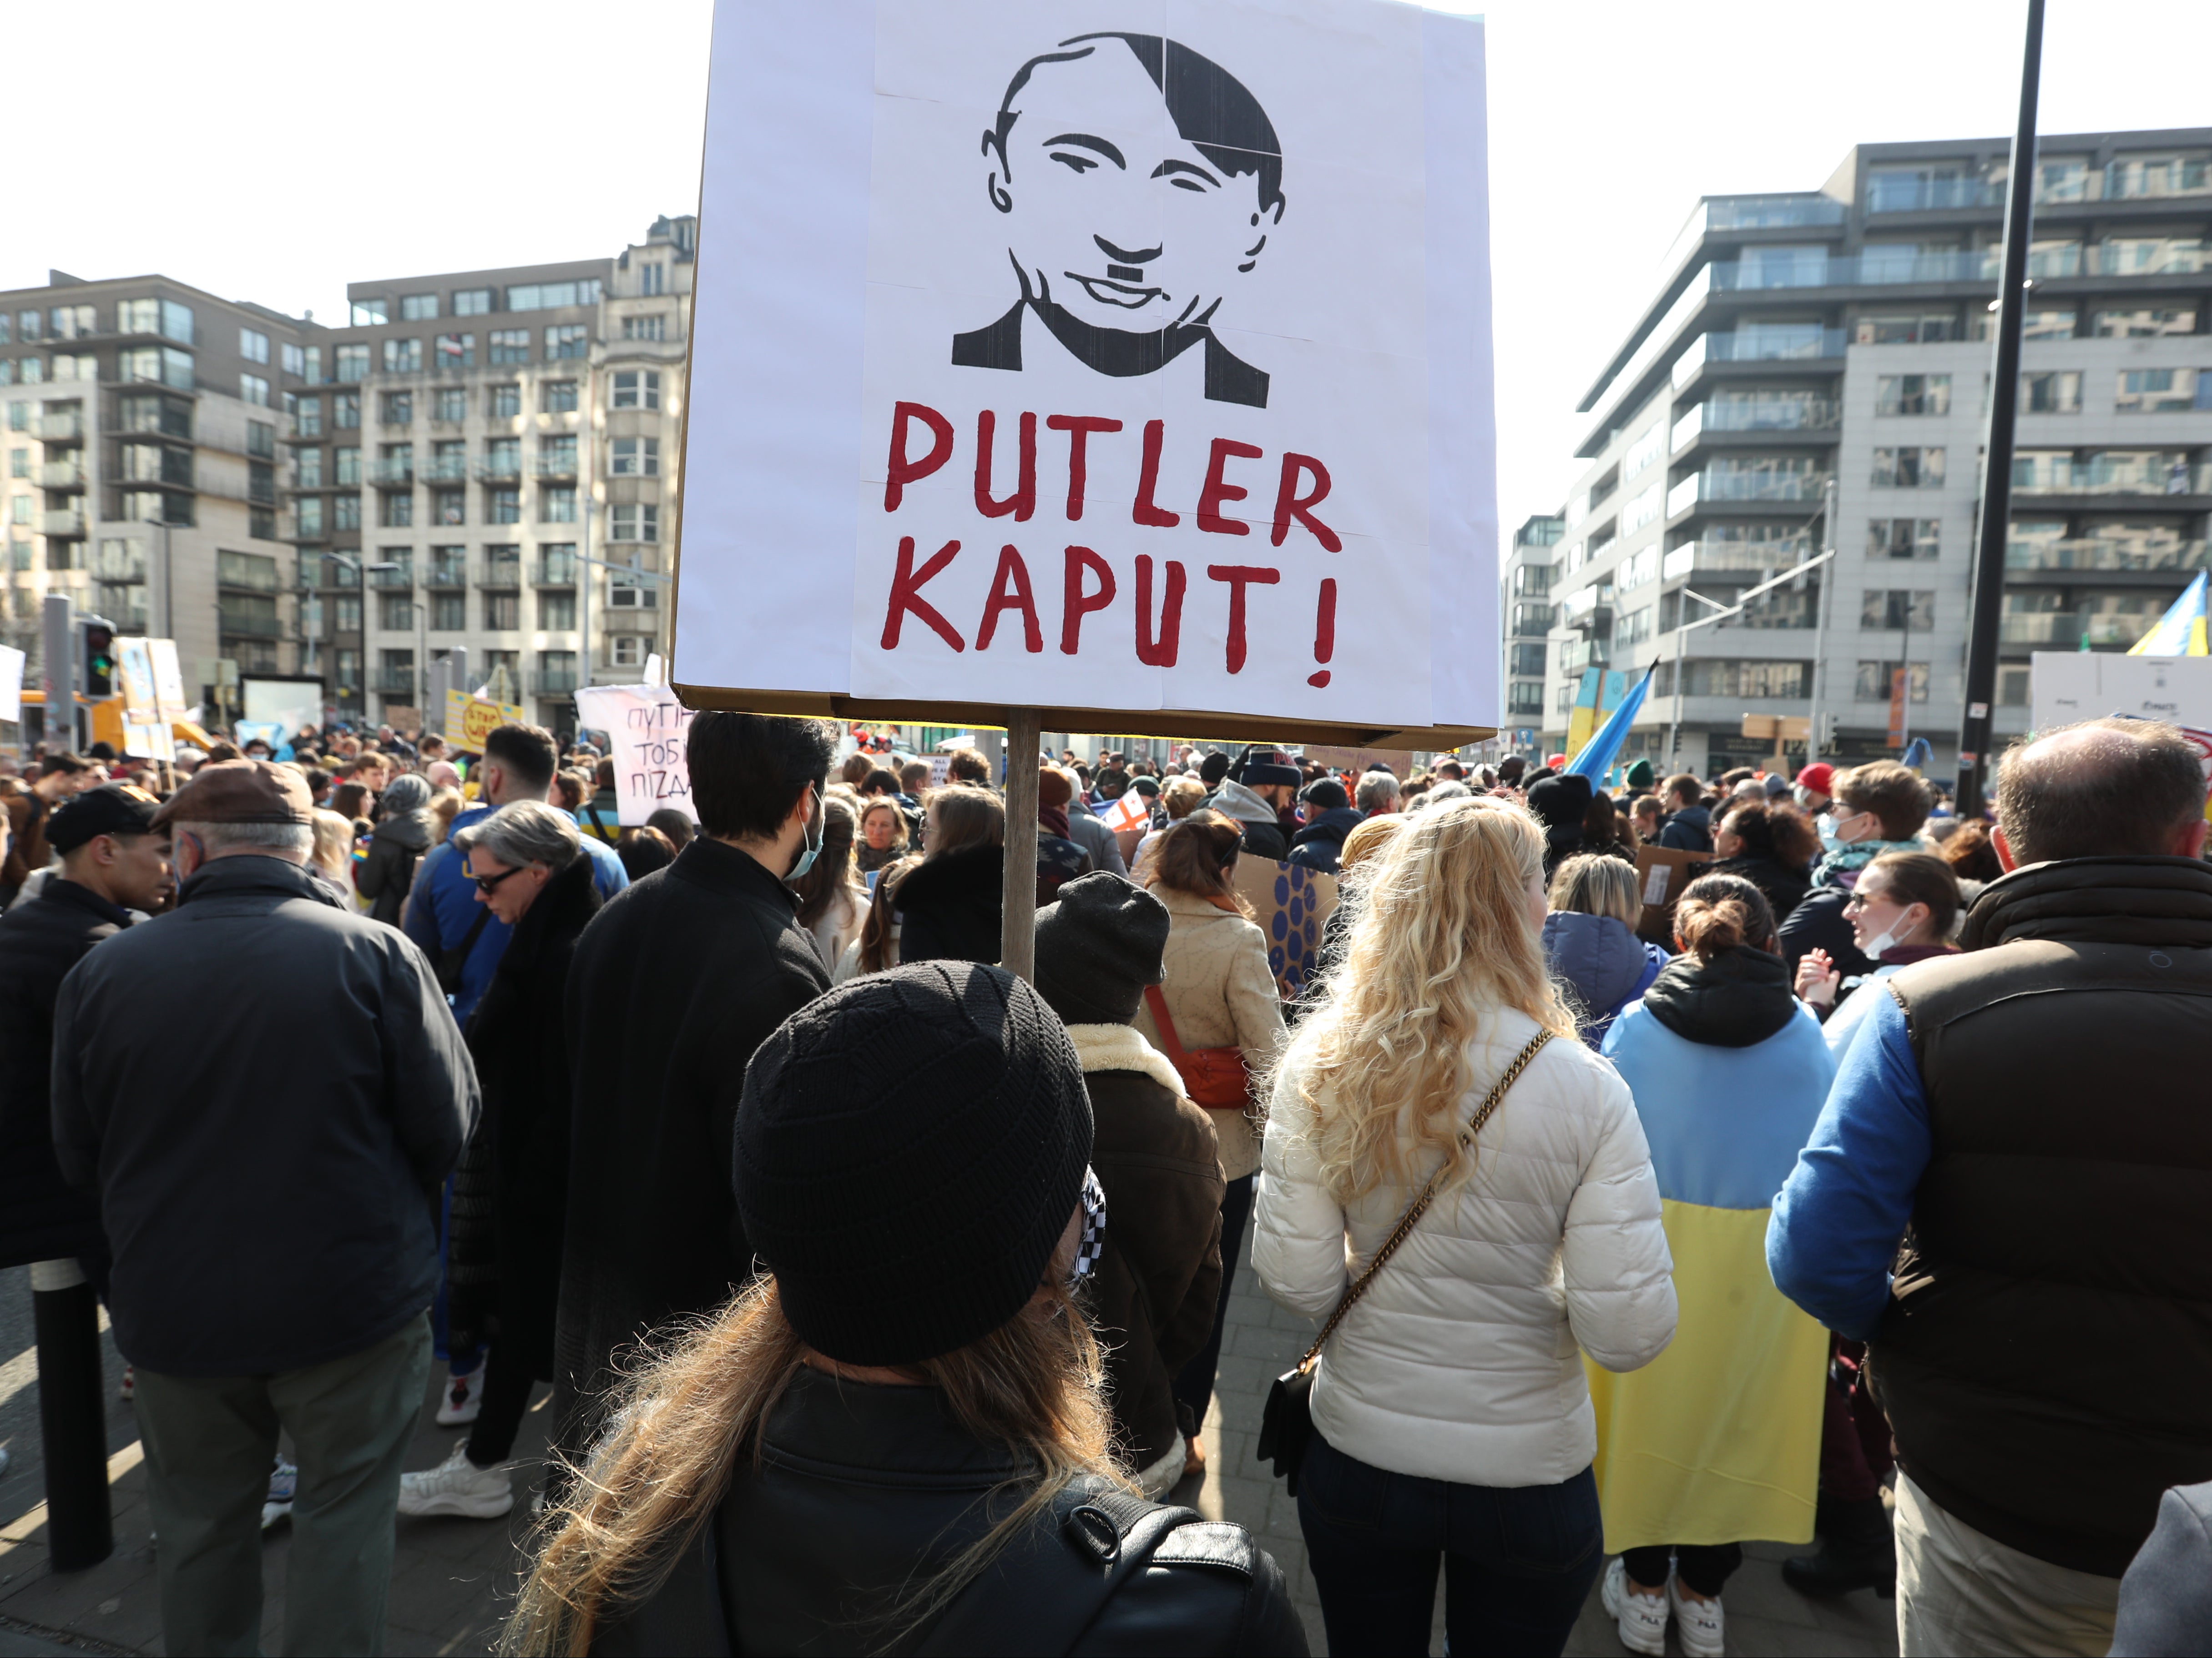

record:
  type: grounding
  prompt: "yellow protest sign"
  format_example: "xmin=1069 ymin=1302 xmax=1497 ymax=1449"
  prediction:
xmin=445 ymin=689 xmax=525 ymax=751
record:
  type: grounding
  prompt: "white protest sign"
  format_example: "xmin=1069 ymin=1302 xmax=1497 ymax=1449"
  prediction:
xmin=2030 ymin=650 xmax=2212 ymax=734
xmin=573 ymin=684 xmax=699 ymax=826
xmin=0 ymin=644 xmax=23 ymax=724
xmin=676 ymin=0 xmax=1496 ymax=745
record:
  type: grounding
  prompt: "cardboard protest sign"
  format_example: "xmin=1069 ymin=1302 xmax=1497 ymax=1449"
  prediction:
xmin=675 ymin=0 xmax=1498 ymax=747
xmin=1634 ymin=845 xmax=1711 ymax=945
xmin=573 ymin=684 xmax=699 ymax=826
xmin=444 ymin=690 xmax=527 ymax=752
xmin=1232 ymin=856 xmax=1337 ymax=999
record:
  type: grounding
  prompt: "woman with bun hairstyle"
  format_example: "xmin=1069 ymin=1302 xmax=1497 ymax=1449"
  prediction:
xmin=1591 ymin=875 xmax=1835 ymax=1658
xmin=1793 ymin=850 xmax=1960 ymax=1060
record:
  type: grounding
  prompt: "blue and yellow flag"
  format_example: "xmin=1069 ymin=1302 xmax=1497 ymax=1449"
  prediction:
xmin=2128 ymin=570 xmax=2209 ymax=656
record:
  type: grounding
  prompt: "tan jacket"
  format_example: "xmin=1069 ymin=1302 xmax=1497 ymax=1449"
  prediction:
xmin=1132 ymin=886 xmax=1286 ymax=1180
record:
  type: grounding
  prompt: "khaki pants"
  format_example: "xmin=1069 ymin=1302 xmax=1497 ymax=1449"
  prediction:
xmin=1894 ymin=1472 xmax=2121 ymax=1658
xmin=135 ymin=1316 xmax=432 ymax=1657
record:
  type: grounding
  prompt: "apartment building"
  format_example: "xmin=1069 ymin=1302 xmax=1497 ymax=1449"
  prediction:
xmin=1500 ymin=512 xmax=1563 ymax=751
xmin=1 ymin=272 xmax=312 ymax=716
xmin=291 ymin=216 xmax=693 ymax=729
xmin=1544 ymin=129 xmax=2212 ymax=776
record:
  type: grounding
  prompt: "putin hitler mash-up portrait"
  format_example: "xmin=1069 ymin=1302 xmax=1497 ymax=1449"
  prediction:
xmin=954 ymin=32 xmax=1284 ymax=409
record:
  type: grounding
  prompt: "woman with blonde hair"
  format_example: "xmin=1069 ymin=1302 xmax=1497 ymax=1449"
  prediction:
xmin=503 ymin=965 xmax=1303 ymax=1655
xmin=1254 ymin=795 xmax=1676 ymax=1657
xmin=307 ymin=807 xmax=357 ymax=902
xmin=1591 ymin=873 xmax=1833 ymax=1657
xmin=1544 ymin=852 xmax=1670 ymax=1049
xmin=1134 ymin=808 xmax=1287 ymax=1481
xmin=853 ymin=795 xmax=909 ymax=877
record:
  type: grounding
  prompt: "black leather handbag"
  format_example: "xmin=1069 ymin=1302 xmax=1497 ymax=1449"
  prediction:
xmin=1256 ymin=1030 xmax=1553 ymax=1494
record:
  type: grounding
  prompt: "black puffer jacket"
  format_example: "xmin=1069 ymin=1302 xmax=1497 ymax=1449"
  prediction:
xmin=1708 ymin=853 xmax=1812 ymax=924
xmin=1640 ymin=942 xmax=1797 ymax=1048
xmin=591 ymin=1367 xmax=1308 ymax=1656
xmin=355 ymin=810 xmax=433 ymax=926
xmin=896 ymin=845 xmax=1005 ymax=965
xmin=0 ymin=879 xmax=130 ymax=1268
xmin=1285 ymin=808 xmax=1363 ymax=875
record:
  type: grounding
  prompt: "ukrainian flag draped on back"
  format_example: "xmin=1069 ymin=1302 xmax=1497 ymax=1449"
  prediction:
xmin=1591 ymin=1000 xmax=1835 ymax=1551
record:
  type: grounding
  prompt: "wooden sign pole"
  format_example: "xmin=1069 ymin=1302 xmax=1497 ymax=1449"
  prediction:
xmin=999 ymin=707 xmax=1042 ymax=982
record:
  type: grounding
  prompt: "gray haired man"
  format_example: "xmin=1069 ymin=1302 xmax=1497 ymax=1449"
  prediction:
xmin=52 ymin=760 xmax=477 ymax=1656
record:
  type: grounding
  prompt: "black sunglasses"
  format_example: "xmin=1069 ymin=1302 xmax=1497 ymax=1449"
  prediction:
xmin=470 ymin=864 xmax=524 ymax=894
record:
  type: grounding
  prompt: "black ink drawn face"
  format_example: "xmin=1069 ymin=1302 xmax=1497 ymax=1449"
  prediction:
xmin=959 ymin=32 xmax=1285 ymax=404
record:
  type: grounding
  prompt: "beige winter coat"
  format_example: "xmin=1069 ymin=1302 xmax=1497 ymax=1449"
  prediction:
xmin=1131 ymin=886 xmax=1286 ymax=1181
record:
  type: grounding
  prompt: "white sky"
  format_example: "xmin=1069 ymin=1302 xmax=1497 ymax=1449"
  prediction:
xmin=15 ymin=0 xmax=2212 ymax=549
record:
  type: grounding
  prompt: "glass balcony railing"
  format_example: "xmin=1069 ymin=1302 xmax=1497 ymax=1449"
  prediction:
xmin=1675 ymin=328 xmax=1845 ymax=386
xmin=421 ymin=456 xmax=469 ymax=482
xmin=42 ymin=509 xmax=86 ymax=537
xmin=2000 ymin=613 xmax=2143 ymax=646
xmin=2011 ymin=454 xmax=2212 ymax=495
xmin=1867 ymin=177 xmax=2006 ymax=213
xmin=38 ymin=459 xmax=86 ymax=489
xmin=2007 ymin=537 xmax=2212 ymax=572
xmin=371 ymin=667 xmax=417 ymax=695
xmin=535 ymin=554 xmax=577 ymax=585
xmin=1697 ymin=194 xmax=1846 ymax=232
xmin=1559 ymin=587 xmax=1614 ymax=631
xmin=370 ymin=458 xmax=414 ymax=485
xmin=479 ymin=558 xmax=523 ymax=588
xmin=217 ymin=612 xmax=284 ymax=639
xmin=1661 ymin=540 xmax=1816 ymax=581
xmin=425 ymin=556 xmax=469 ymax=587
xmin=1672 ymin=398 xmax=1839 ymax=449
xmin=476 ymin=456 xmax=522 ymax=481
xmin=33 ymin=413 xmax=83 ymax=442
xmin=1668 ymin=468 xmax=1831 ymax=514
xmin=368 ymin=563 xmax=415 ymax=588
xmin=529 ymin=669 xmax=579 ymax=695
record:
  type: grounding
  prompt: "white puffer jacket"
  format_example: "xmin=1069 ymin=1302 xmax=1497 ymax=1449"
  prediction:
xmin=1252 ymin=1006 xmax=1676 ymax=1488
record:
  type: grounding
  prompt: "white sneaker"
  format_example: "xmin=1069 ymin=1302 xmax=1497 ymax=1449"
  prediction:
xmin=1669 ymin=1577 xmax=1725 ymax=1658
xmin=436 ymin=1363 xmax=485 ymax=1426
xmin=261 ymin=1456 xmax=297 ymax=1530
xmin=1602 ymin=1557 xmax=1671 ymax=1657
xmin=396 ymin=1441 xmax=513 ymax=1520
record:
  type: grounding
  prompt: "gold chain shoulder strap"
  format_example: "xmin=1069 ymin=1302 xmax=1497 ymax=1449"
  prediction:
xmin=1292 ymin=1029 xmax=1554 ymax=1376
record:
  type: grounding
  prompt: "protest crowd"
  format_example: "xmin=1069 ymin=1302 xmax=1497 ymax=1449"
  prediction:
xmin=0 ymin=709 xmax=2208 ymax=1658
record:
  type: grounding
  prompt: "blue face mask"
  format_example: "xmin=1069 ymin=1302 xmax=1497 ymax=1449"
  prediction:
xmin=787 ymin=789 xmax=823 ymax=881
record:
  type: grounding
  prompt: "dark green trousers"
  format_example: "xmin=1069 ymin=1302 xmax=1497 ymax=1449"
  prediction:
xmin=134 ymin=1315 xmax=431 ymax=1657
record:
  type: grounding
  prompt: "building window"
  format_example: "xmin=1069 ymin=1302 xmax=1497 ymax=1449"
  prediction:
xmin=376 ymin=589 xmax=414 ymax=628
xmin=238 ymin=327 xmax=270 ymax=365
xmin=611 ymin=369 xmax=661 ymax=410
xmin=18 ymin=358 xmax=44 ymax=384
xmin=294 ymin=446 xmax=323 ymax=487
xmin=335 ymin=344 xmax=369 ymax=382
xmin=351 ymin=299 xmax=389 ymax=328
xmin=1853 ymin=314 xmax=1959 ymax=346
xmin=545 ymin=324 xmax=588 ymax=360
xmin=380 ymin=391 xmax=413 ymax=425
xmin=541 ymin=380 xmax=578 ymax=414
xmin=158 ymin=300 xmax=193 ymax=344
xmin=484 ymin=591 xmax=520 ymax=630
xmin=334 ymin=392 xmax=360 ymax=429
xmin=1872 ymin=447 xmax=1945 ymax=488
xmin=432 ymin=488 xmax=465 ymax=525
xmin=335 ymin=495 xmax=361 ymax=531
xmin=383 ymin=338 xmax=422 ymax=374
xmin=539 ymin=484 xmax=578 ymax=523
xmin=621 ymin=313 xmax=667 ymax=341
xmin=505 ymin=280 xmax=601 ymax=312
xmin=1509 ymin=642 xmax=1546 ymax=677
xmin=1855 ymin=660 xmax=1931 ymax=702
xmin=435 ymin=333 xmax=474 ymax=369
xmin=335 ymin=445 xmax=362 ymax=485
xmin=490 ymin=384 xmax=521 ymax=418
xmin=2021 ymin=371 xmax=2081 ymax=413
xmin=539 ymin=435 xmax=577 ymax=476
xmin=281 ymin=341 xmax=307 ymax=378
xmin=2094 ymin=307 xmax=2198 ymax=338
xmin=640 ymin=263 xmax=667 ymax=297
xmin=247 ymin=420 xmax=275 ymax=459
xmin=610 ymin=437 xmax=660 ymax=476
xmin=1860 ymin=589 xmax=1935 ymax=630
xmin=433 ymin=386 xmax=466 ymax=422
xmin=296 ymin=496 xmax=325 ymax=538
xmin=488 ymin=487 xmax=520 ymax=524
xmin=400 ymin=293 xmax=440 ymax=322
xmin=380 ymin=492 xmax=414 ymax=528
xmin=7 ymin=448 xmax=24 ymax=478
xmin=333 ymin=594 xmax=363 ymax=630
xmin=250 ymin=506 xmax=277 ymax=539
xmin=540 ymin=591 xmax=577 ymax=630
xmin=610 ymin=632 xmax=647 ymax=668
xmin=489 ymin=330 xmax=530 ymax=365
xmin=609 ymin=503 xmax=659 ymax=542
xmin=430 ymin=593 xmax=465 ymax=630
xmin=1655 ymin=659 xmax=1808 ymax=699
xmin=7 ymin=402 xmax=26 ymax=430
xmin=484 ymin=437 xmax=520 ymax=478
xmin=453 ymin=288 xmax=492 ymax=317
xmin=2115 ymin=368 xmax=2207 ymax=413
xmin=1875 ymin=374 xmax=1951 ymax=416
xmin=1868 ymin=518 xmax=1940 ymax=559
xmin=1999 ymin=664 xmax=2031 ymax=706
xmin=297 ymin=395 xmax=323 ymax=436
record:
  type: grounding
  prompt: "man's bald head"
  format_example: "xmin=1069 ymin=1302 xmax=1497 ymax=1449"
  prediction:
xmin=1995 ymin=718 xmax=2209 ymax=865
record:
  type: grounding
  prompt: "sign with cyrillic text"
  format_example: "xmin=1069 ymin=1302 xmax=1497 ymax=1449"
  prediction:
xmin=573 ymin=684 xmax=699 ymax=826
xmin=675 ymin=0 xmax=1497 ymax=742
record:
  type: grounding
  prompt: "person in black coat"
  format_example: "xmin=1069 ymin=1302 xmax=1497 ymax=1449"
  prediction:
xmin=548 ymin=713 xmax=837 ymax=1474
xmin=0 ymin=785 xmax=169 ymax=1275
xmin=892 ymin=782 xmax=1008 ymax=965
xmin=398 ymin=802 xmax=601 ymax=1520
xmin=1286 ymin=779 xmax=1363 ymax=874
xmin=1707 ymin=796 xmax=1819 ymax=924
xmin=355 ymin=773 xmax=434 ymax=926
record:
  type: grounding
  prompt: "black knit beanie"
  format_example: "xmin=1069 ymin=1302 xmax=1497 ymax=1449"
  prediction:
xmin=1198 ymin=751 xmax=1230 ymax=787
xmin=1034 ymin=872 xmax=1170 ymax=1027
xmin=733 ymin=961 xmax=1092 ymax=1366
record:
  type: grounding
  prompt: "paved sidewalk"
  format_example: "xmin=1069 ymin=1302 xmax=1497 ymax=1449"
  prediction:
xmin=1 ymin=1240 xmax=1902 ymax=1656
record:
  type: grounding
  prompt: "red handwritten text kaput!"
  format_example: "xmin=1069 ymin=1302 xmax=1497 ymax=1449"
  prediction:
xmin=876 ymin=401 xmax=1343 ymax=689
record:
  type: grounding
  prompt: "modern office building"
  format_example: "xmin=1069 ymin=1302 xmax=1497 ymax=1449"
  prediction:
xmin=1542 ymin=128 xmax=2212 ymax=776
xmin=1 ymin=272 xmax=313 ymax=719
xmin=291 ymin=216 xmax=694 ymax=730
xmin=1500 ymin=512 xmax=1563 ymax=752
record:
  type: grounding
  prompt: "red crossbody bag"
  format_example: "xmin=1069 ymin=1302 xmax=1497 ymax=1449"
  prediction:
xmin=1142 ymin=984 xmax=1252 ymax=1109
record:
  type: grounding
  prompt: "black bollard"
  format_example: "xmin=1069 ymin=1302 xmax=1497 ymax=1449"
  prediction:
xmin=30 ymin=1260 xmax=113 ymax=1572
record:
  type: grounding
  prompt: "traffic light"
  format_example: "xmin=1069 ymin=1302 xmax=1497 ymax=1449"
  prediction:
xmin=81 ymin=619 xmax=116 ymax=699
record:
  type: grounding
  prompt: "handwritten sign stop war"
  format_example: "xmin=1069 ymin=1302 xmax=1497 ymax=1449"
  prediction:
xmin=572 ymin=684 xmax=698 ymax=826
xmin=675 ymin=0 xmax=1498 ymax=741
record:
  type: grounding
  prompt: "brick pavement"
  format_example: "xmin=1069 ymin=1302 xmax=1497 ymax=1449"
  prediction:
xmin=0 ymin=1239 xmax=1902 ymax=1657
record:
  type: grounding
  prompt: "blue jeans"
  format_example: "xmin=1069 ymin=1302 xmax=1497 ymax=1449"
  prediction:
xmin=1298 ymin=1430 xmax=1603 ymax=1657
